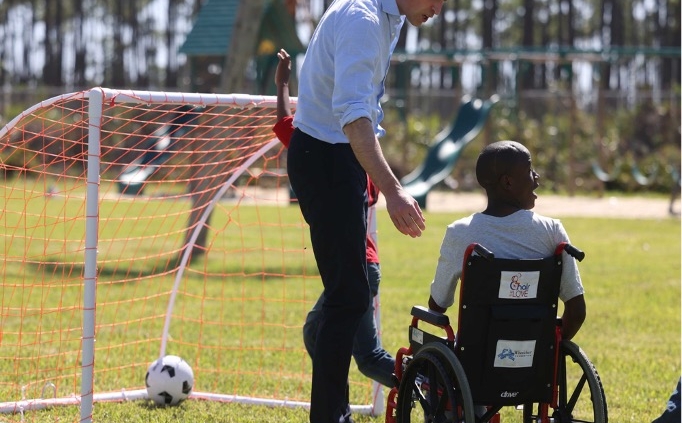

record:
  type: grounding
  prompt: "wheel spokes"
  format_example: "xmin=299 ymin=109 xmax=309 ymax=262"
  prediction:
xmin=566 ymin=373 xmax=588 ymax=412
xmin=554 ymin=342 xmax=606 ymax=423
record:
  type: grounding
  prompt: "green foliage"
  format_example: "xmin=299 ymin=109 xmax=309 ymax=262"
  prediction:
xmin=380 ymin=95 xmax=680 ymax=195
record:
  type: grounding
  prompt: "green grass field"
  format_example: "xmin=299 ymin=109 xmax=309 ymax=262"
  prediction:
xmin=0 ymin=199 xmax=679 ymax=422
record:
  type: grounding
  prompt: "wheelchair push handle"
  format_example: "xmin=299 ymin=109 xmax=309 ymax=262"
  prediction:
xmin=473 ymin=244 xmax=495 ymax=260
xmin=562 ymin=243 xmax=585 ymax=262
xmin=470 ymin=242 xmax=584 ymax=261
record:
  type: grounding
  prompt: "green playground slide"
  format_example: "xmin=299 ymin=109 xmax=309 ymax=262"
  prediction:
xmin=401 ymin=95 xmax=499 ymax=208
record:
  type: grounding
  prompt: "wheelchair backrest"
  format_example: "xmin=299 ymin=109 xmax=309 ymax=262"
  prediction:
xmin=455 ymin=246 xmax=563 ymax=406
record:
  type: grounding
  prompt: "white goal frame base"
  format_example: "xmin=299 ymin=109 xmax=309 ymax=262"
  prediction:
xmin=0 ymin=389 xmax=382 ymax=416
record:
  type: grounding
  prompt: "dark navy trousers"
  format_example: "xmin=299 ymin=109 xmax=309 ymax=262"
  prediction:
xmin=287 ymin=128 xmax=371 ymax=423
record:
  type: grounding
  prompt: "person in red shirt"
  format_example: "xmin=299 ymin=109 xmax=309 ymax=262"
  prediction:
xmin=273 ymin=49 xmax=395 ymax=388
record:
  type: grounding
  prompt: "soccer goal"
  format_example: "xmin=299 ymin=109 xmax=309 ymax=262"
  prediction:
xmin=0 ymin=88 xmax=385 ymax=422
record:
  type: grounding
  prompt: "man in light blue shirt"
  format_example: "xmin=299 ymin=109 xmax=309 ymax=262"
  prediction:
xmin=287 ymin=0 xmax=445 ymax=422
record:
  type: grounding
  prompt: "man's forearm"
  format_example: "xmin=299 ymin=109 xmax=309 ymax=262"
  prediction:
xmin=344 ymin=117 xmax=425 ymax=238
xmin=343 ymin=117 xmax=400 ymax=196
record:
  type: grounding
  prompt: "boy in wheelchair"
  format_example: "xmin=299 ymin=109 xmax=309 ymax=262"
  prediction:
xmin=385 ymin=141 xmax=606 ymax=423
xmin=427 ymin=140 xmax=585 ymax=341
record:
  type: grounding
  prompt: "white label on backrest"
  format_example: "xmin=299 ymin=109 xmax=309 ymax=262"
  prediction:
xmin=411 ymin=328 xmax=424 ymax=345
xmin=498 ymin=270 xmax=540 ymax=299
xmin=494 ymin=340 xmax=536 ymax=368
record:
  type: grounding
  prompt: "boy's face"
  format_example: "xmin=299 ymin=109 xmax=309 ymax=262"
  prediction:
xmin=506 ymin=154 xmax=539 ymax=210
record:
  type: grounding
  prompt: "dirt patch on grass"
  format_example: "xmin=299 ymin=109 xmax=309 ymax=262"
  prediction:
xmin=378 ymin=191 xmax=680 ymax=220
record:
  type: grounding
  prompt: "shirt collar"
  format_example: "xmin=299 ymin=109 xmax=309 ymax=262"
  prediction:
xmin=381 ymin=0 xmax=401 ymax=17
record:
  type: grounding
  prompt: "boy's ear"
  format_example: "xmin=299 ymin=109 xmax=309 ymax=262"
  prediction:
xmin=499 ymin=173 xmax=512 ymax=189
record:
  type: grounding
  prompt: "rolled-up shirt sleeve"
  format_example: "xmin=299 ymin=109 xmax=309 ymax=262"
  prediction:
xmin=332 ymin=13 xmax=384 ymax=129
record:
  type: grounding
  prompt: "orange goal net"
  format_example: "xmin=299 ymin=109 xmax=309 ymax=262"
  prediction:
xmin=0 ymin=88 xmax=383 ymax=422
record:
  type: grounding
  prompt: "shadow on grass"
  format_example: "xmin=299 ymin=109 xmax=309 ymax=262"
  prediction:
xmin=25 ymin=257 xmax=319 ymax=283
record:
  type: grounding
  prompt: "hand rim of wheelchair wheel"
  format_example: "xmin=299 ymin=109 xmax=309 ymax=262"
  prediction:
xmin=396 ymin=343 xmax=475 ymax=423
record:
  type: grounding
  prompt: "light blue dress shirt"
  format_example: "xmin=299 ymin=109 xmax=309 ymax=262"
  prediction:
xmin=293 ymin=0 xmax=405 ymax=144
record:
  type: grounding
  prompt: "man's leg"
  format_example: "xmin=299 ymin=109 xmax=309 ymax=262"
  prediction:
xmin=288 ymin=130 xmax=370 ymax=423
xmin=302 ymin=293 xmax=324 ymax=358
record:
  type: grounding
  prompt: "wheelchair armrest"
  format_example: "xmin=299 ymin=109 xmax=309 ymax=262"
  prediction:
xmin=411 ymin=305 xmax=450 ymax=327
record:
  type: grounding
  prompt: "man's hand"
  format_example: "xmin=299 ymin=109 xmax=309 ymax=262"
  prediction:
xmin=384 ymin=189 xmax=425 ymax=238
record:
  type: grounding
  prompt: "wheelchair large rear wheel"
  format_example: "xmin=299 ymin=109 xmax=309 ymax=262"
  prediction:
xmin=523 ymin=340 xmax=607 ymax=423
xmin=396 ymin=342 xmax=475 ymax=423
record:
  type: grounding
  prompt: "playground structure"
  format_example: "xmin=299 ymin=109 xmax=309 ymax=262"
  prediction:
xmin=592 ymin=159 xmax=661 ymax=187
xmin=116 ymin=106 xmax=199 ymax=195
xmin=400 ymin=95 xmax=499 ymax=208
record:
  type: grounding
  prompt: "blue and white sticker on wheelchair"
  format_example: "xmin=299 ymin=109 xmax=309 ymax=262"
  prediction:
xmin=498 ymin=271 xmax=540 ymax=299
xmin=494 ymin=340 xmax=536 ymax=368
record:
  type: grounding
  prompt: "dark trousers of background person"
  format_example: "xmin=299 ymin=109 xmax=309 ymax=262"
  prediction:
xmin=303 ymin=262 xmax=396 ymax=389
xmin=287 ymin=128 xmax=371 ymax=423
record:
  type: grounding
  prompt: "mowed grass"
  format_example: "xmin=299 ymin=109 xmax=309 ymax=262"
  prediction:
xmin=0 ymin=196 xmax=679 ymax=422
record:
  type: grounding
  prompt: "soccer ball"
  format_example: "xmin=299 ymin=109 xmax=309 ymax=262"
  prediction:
xmin=145 ymin=355 xmax=194 ymax=406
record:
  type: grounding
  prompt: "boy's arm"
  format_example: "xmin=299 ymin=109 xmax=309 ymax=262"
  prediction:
xmin=275 ymin=49 xmax=292 ymax=122
xmin=561 ymin=294 xmax=586 ymax=341
xmin=428 ymin=295 xmax=447 ymax=313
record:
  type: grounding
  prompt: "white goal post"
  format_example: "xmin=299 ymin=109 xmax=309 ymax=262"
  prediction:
xmin=0 ymin=87 xmax=385 ymax=422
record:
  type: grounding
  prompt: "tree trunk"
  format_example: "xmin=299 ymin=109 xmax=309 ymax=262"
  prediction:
xmin=40 ymin=0 xmax=64 ymax=86
xmin=568 ymin=0 xmax=576 ymax=47
xmin=22 ymin=0 xmax=37 ymax=82
xmin=599 ymin=0 xmax=611 ymax=90
xmin=110 ymin=0 xmax=126 ymax=87
xmin=73 ymin=0 xmax=86 ymax=87
xmin=41 ymin=0 xmax=53 ymax=85
xmin=540 ymin=4 xmax=549 ymax=89
xmin=54 ymin=0 xmax=64 ymax=85
xmin=481 ymin=0 xmax=498 ymax=93
xmin=521 ymin=0 xmax=535 ymax=89
xmin=190 ymin=0 xmax=269 ymax=252
xmin=165 ymin=0 xmax=179 ymax=88
xmin=482 ymin=0 xmax=495 ymax=49
xmin=219 ymin=0 xmax=268 ymax=93
xmin=610 ymin=0 xmax=624 ymax=89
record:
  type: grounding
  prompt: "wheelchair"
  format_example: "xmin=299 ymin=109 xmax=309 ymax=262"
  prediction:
xmin=385 ymin=242 xmax=607 ymax=423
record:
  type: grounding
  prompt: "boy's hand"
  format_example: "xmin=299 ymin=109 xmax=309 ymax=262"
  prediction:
xmin=275 ymin=49 xmax=291 ymax=87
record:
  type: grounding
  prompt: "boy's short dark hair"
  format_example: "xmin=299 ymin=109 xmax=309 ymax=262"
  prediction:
xmin=476 ymin=140 xmax=530 ymax=189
